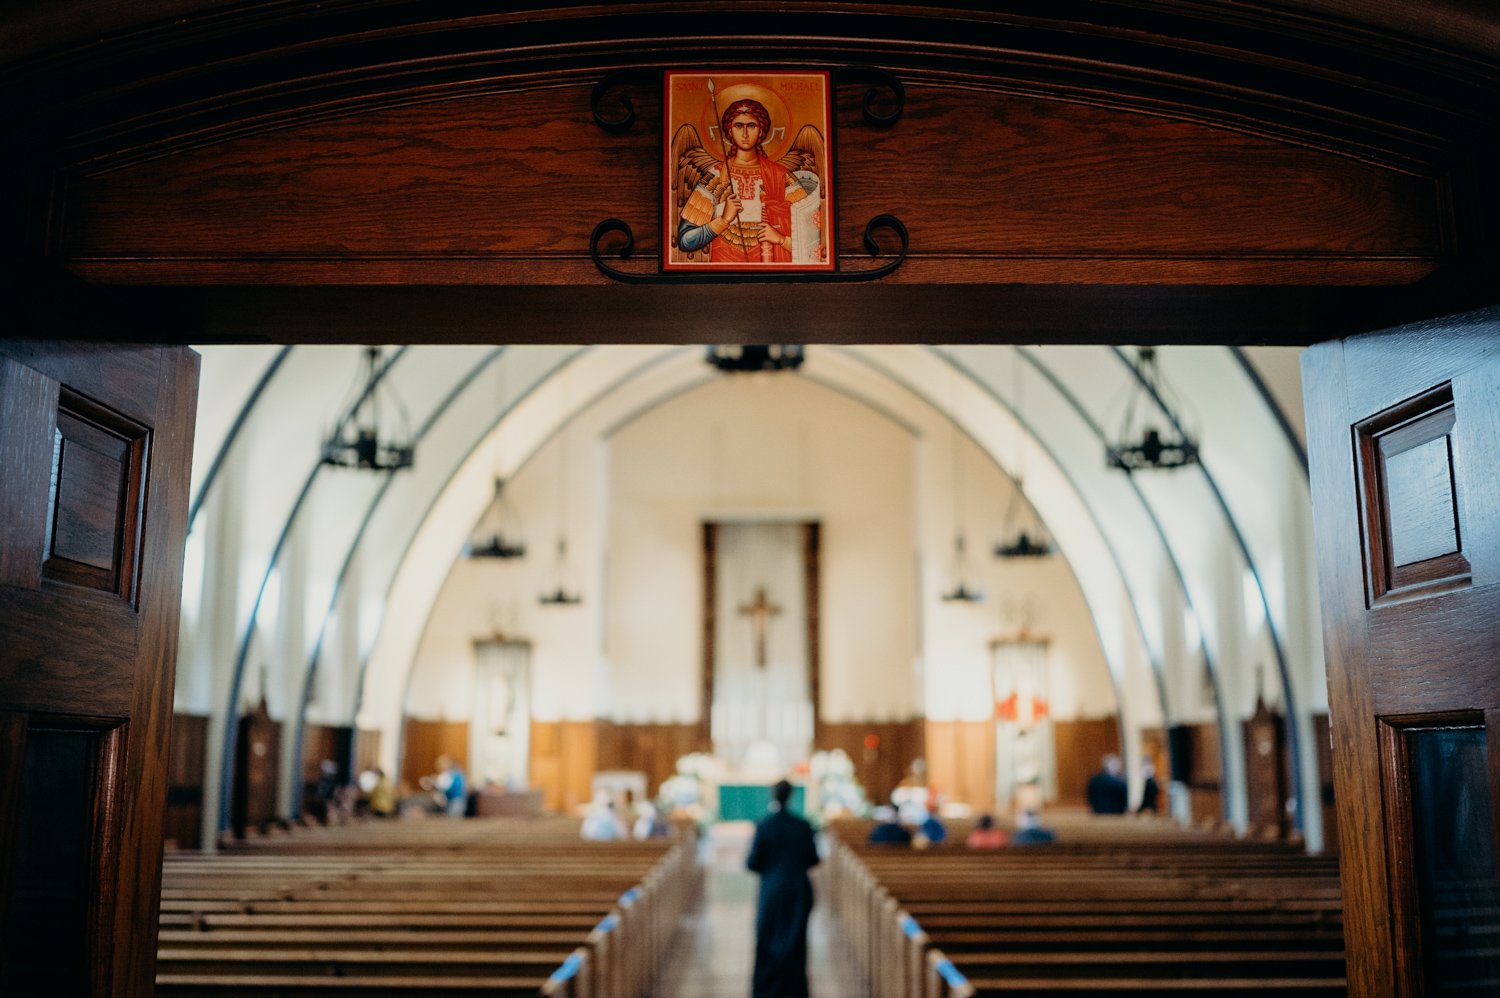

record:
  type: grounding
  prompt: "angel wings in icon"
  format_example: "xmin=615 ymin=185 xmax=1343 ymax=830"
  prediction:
xmin=668 ymin=121 xmax=827 ymax=266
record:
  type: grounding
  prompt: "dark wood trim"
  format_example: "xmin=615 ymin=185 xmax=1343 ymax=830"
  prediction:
xmin=5 ymin=4 xmax=1491 ymax=174
xmin=0 ymin=712 xmax=25 ymax=957
xmin=700 ymin=521 xmax=716 ymax=747
xmin=1376 ymin=710 xmax=1489 ymax=993
xmin=803 ymin=521 xmax=821 ymax=741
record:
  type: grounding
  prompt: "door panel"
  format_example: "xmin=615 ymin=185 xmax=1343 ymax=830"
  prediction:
xmin=0 ymin=342 xmax=198 ymax=997
xmin=1305 ymin=319 xmax=1500 ymax=994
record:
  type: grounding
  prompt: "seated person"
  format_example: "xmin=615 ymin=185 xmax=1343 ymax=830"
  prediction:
xmin=1011 ymin=808 xmax=1056 ymax=845
xmin=367 ymin=767 xmax=395 ymax=817
xmin=867 ymin=806 xmax=912 ymax=846
xmin=581 ymin=797 xmax=628 ymax=841
xmin=633 ymin=801 xmax=670 ymax=840
xmin=1086 ymin=753 xmax=1129 ymax=815
xmin=1137 ymin=762 xmax=1161 ymax=814
xmin=965 ymin=813 xmax=1008 ymax=849
xmin=918 ymin=810 xmax=947 ymax=846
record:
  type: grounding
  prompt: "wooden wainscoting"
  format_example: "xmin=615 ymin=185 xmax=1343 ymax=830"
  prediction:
xmin=528 ymin=721 xmax=598 ymax=814
xmin=165 ymin=713 xmax=208 ymax=850
xmin=1183 ymin=722 xmax=1225 ymax=827
xmin=1052 ymin=716 xmax=1123 ymax=807
xmin=354 ymin=728 xmax=382 ymax=777
xmin=399 ymin=717 xmax=469 ymax=792
xmin=232 ymin=701 xmax=281 ymax=837
xmin=595 ymin=722 xmax=705 ymax=800
xmin=924 ymin=720 xmax=996 ymax=814
xmin=301 ymin=724 xmax=353 ymax=819
xmin=818 ymin=720 xmax=924 ymax=807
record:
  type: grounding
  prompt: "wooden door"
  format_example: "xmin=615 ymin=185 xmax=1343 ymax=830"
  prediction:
xmin=0 ymin=341 xmax=198 ymax=996
xmin=1305 ymin=319 xmax=1500 ymax=993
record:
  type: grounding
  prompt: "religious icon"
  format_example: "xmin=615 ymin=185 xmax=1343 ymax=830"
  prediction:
xmin=664 ymin=70 xmax=834 ymax=272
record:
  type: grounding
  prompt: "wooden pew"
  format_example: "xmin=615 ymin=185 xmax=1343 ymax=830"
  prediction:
xmin=824 ymin=819 xmax=1346 ymax=998
xmin=156 ymin=816 xmax=701 ymax=998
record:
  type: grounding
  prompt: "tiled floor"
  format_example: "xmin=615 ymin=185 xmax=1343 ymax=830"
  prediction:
xmin=653 ymin=822 xmax=866 ymax=998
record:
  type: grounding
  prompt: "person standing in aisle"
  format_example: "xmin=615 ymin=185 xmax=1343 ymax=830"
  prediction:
xmin=746 ymin=779 xmax=819 ymax=998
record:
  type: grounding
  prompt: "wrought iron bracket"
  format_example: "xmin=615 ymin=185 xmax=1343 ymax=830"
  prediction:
xmin=589 ymin=66 xmax=904 ymax=133
xmin=590 ymin=214 xmax=908 ymax=284
xmin=588 ymin=66 xmax=907 ymax=282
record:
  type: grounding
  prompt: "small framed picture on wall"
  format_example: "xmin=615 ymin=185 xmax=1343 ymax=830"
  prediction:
xmin=663 ymin=70 xmax=834 ymax=273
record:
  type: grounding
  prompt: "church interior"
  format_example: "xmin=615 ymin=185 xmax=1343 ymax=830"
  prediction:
xmin=3 ymin=3 xmax=1500 ymax=996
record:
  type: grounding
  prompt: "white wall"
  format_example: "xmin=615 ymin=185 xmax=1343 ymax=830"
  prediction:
xmin=409 ymin=367 xmax=1114 ymax=731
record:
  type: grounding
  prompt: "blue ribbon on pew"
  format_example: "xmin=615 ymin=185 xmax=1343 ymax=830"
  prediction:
xmin=548 ymin=951 xmax=584 ymax=985
xmin=899 ymin=914 xmax=922 ymax=939
xmin=935 ymin=958 xmax=969 ymax=989
xmin=595 ymin=913 xmax=619 ymax=935
xmin=619 ymin=888 xmax=641 ymax=908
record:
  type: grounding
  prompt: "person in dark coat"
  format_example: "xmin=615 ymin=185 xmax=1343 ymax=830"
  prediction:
xmin=1137 ymin=762 xmax=1161 ymax=814
xmin=746 ymin=779 xmax=819 ymax=998
xmin=1086 ymin=753 xmax=1129 ymax=814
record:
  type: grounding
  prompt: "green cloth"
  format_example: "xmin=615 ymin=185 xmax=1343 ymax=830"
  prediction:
xmin=719 ymin=783 xmax=805 ymax=821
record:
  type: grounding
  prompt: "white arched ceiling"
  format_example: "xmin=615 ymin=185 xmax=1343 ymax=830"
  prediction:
xmin=182 ymin=341 xmax=1320 ymax=846
xmin=376 ymin=344 xmax=1146 ymax=781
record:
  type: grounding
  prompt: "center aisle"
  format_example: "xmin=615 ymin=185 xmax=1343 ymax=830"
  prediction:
xmin=652 ymin=822 xmax=864 ymax=998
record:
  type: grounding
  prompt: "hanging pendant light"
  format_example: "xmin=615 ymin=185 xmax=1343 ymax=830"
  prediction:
xmin=994 ymin=354 xmax=1054 ymax=558
xmin=941 ymin=533 xmax=984 ymax=603
xmin=940 ymin=383 xmax=983 ymax=603
xmin=705 ymin=344 xmax=805 ymax=373
xmin=321 ymin=346 xmax=415 ymax=471
xmin=538 ymin=536 xmax=583 ymax=606
xmin=1105 ymin=346 xmax=1199 ymax=472
xmin=539 ymin=390 xmax=582 ymax=606
xmin=465 ymin=477 xmax=527 ymax=560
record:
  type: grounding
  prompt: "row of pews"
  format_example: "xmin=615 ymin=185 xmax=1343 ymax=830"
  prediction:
xmin=156 ymin=816 xmax=699 ymax=997
xmin=826 ymin=815 xmax=1346 ymax=997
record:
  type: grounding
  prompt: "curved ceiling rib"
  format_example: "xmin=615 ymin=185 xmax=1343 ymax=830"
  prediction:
xmin=285 ymin=345 xmax=508 ymax=817
xmin=1108 ymin=345 xmax=1312 ymax=841
xmin=830 ymin=347 xmax=1137 ymax=740
xmin=1008 ymin=345 xmax=1233 ymax=823
xmin=189 ymin=345 xmax=293 ymax=531
xmin=185 ymin=341 xmax=1315 ymax=842
xmin=340 ymin=346 xmax=590 ymax=732
xmin=215 ymin=345 xmax=413 ymax=831
xmin=360 ymin=346 xmax=695 ymax=761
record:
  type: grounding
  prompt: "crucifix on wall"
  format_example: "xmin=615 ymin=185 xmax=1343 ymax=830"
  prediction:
xmin=739 ymin=586 xmax=781 ymax=668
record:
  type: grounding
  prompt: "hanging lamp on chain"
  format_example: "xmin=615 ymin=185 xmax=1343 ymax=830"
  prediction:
xmin=994 ymin=352 xmax=1055 ymax=558
xmin=1105 ymin=346 xmax=1200 ymax=472
xmin=940 ymin=386 xmax=984 ymax=603
xmin=539 ymin=389 xmax=582 ymax=606
xmin=321 ymin=346 xmax=415 ymax=471
xmin=465 ymin=477 xmax=527 ymax=560
xmin=538 ymin=536 xmax=583 ymax=606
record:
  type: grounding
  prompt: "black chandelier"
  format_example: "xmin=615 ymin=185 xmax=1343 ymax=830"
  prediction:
xmin=939 ymin=534 xmax=985 ymax=603
xmin=1105 ymin=347 xmax=1200 ymax=472
xmin=995 ymin=527 xmax=1054 ymax=559
xmin=705 ymin=345 xmax=805 ymax=373
xmin=465 ymin=478 xmax=527 ymax=560
xmin=538 ymin=538 xmax=583 ymax=606
xmin=321 ymin=346 xmax=415 ymax=472
xmin=994 ymin=354 xmax=1054 ymax=559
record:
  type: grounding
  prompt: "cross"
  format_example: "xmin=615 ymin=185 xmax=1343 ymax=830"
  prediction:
xmin=738 ymin=586 xmax=781 ymax=668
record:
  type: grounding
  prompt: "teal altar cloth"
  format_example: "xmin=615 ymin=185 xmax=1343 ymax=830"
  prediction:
xmin=718 ymin=783 xmax=806 ymax=821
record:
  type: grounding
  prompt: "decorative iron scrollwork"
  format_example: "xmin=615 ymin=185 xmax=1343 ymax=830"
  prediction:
xmin=590 ymin=214 xmax=908 ymax=283
xmin=590 ymin=68 xmax=657 ymax=133
xmin=835 ymin=66 xmax=906 ymax=128
xmin=589 ymin=66 xmax=907 ymax=281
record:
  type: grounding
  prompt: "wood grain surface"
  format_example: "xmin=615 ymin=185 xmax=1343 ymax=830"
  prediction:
xmin=58 ymin=83 xmax=1442 ymax=289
